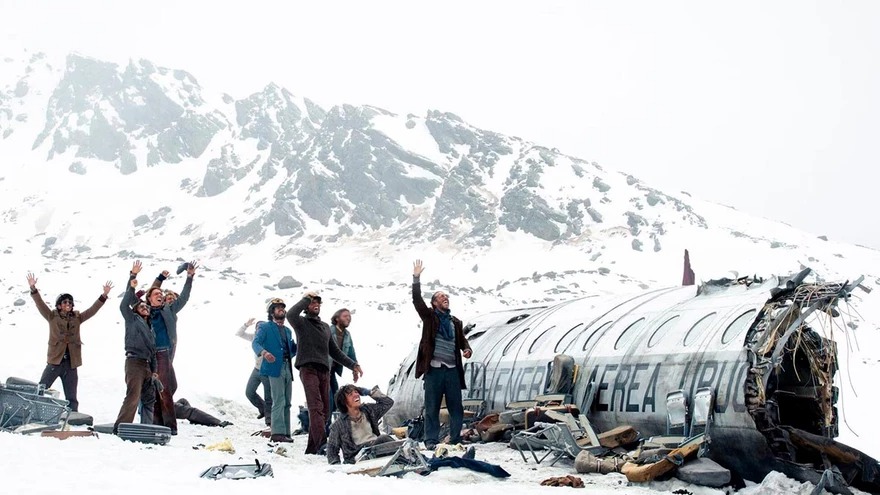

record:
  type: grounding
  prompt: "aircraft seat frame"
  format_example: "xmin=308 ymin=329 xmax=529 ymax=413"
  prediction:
xmin=690 ymin=387 xmax=715 ymax=438
xmin=666 ymin=389 xmax=690 ymax=438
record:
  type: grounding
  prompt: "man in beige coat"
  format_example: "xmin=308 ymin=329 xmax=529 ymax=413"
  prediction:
xmin=26 ymin=272 xmax=112 ymax=412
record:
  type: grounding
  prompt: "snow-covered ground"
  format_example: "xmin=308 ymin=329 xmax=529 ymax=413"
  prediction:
xmin=1 ymin=251 xmax=878 ymax=495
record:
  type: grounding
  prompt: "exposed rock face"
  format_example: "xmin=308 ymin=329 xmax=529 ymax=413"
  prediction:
xmin=3 ymin=50 xmax=709 ymax=252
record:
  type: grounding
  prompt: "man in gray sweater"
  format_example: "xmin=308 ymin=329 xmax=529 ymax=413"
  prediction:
xmin=287 ymin=291 xmax=364 ymax=455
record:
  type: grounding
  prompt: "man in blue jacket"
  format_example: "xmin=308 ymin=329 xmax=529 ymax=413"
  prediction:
xmin=252 ymin=298 xmax=298 ymax=442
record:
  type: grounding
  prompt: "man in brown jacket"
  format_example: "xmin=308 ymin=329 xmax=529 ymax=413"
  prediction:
xmin=411 ymin=259 xmax=472 ymax=450
xmin=26 ymin=272 xmax=113 ymax=412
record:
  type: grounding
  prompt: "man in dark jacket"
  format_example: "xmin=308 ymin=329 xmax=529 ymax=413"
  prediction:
xmin=411 ymin=259 xmax=472 ymax=450
xmin=326 ymin=385 xmax=395 ymax=464
xmin=113 ymin=268 xmax=157 ymax=434
xmin=252 ymin=298 xmax=297 ymax=442
xmin=287 ymin=292 xmax=364 ymax=455
xmin=26 ymin=272 xmax=113 ymax=412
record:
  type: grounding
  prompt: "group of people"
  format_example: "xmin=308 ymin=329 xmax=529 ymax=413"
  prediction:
xmin=26 ymin=259 xmax=474 ymax=464
xmin=26 ymin=260 xmax=197 ymax=434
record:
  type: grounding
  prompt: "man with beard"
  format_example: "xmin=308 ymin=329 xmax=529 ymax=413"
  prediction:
xmin=328 ymin=308 xmax=358 ymax=418
xmin=287 ymin=292 xmax=364 ymax=455
xmin=411 ymin=259 xmax=472 ymax=450
xmin=253 ymin=298 xmax=297 ymax=442
xmin=26 ymin=272 xmax=113 ymax=412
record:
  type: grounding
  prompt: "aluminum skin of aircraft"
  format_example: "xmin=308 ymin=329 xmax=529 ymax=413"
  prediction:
xmin=386 ymin=269 xmax=880 ymax=494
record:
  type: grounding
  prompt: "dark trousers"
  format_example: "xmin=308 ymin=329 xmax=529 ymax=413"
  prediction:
xmin=114 ymin=358 xmax=155 ymax=432
xmin=174 ymin=398 xmax=223 ymax=426
xmin=245 ymin=367 xmax=272 ymax=423
xmin=329 ymin=372 xmax=339 ymax=414
xmin=152 ymin=349 xmax=178 ymax=432
xmin=327 ymin=372 xmax=341 ymax=435
xmin=300 ymin=365 xmax=330 ymax=455
xmin=423 ymin=366 xmax=464 ymax=445
xmin=39 ymin=355 xmax=79 ymax=411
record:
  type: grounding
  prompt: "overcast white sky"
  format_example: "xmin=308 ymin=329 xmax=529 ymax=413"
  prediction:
xmin=4 ymin=0 xmax=879 ymax=248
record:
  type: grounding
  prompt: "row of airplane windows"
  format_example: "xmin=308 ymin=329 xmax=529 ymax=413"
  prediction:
xmin=486 ymin=308 xmax=758 ymax=357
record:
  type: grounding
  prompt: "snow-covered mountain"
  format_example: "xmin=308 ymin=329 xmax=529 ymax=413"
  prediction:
xmin=5 ymin=49 xmax=878 ymax=287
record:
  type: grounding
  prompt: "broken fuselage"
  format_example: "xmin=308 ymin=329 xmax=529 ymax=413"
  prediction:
xmin=387 ymin=272 xmax=879 ymax=493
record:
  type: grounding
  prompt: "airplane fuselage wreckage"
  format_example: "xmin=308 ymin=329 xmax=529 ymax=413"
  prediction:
xmin=387 ymin=269 xmax=880 ymax=493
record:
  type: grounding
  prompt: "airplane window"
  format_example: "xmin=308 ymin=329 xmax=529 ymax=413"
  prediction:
xmin=555 ymin=323 xmax=583 ymax=353
xmin=614 ymin=318 xmax=646 ymax=350
xmin=506 ymin=314 xmax=530 ymax=324
xmin=528 ymin=326 xmax=556 ymax=354
xmin=721 ymin=309 xmax=758 ymax=345
xmin=582 ymin=321 xmax=614 ymax=351
xmin=683 ymin=313 xmax=718 ymax=346
xmin=647 ymin=315 xmax=680 ymax=347
xmin=503 ymin=328 xmax=530 ymax=356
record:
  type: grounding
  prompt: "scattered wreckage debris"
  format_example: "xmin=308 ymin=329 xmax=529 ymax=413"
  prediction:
xmin=40 ymin=430 xmax=98 ymax=440
xmin=199 ymin=459 xmax=273 ymax=480
xmin=0 ymin=376 xmax=70 ymax=433
xmin=386 ymin=267 xmax=880 ymax=494
xmin=540 ymin=475 xmax=585 ymax=488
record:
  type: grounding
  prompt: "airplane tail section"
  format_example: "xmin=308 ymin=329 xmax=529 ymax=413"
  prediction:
xmin=682 ymin=249 xmax=696 ymax=286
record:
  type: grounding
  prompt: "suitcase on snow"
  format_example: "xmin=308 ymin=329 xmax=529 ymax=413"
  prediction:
xmin=116 ymin=423 xmax=172 ymax=445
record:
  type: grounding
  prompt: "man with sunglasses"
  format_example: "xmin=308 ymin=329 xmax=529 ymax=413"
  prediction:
xmin=26 ymin=272 xmax=113 ymax=412
xmin=287 ymin=292 xmax=364 ymax=455
xmin=113 ymin=266 xmax=159 ymax=433
xmin=411 ymin=259 xmax=472 ymax=450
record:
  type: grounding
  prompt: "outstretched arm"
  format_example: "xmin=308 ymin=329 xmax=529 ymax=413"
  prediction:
xmin=236 ymin=318 xmax=256 ymax=342
xmin=27 ymin=272 xmax=52 ymax=321
xmin=169 ymin=262 xmax=197 ymax=313
xmin=80 ymin=280 xmax=112 ymax=322
xmin=120 ymin=272 xmax=138 ymax=322
xmin=329 ymin=332 xmax=357 ymax=371
xmin=411 ymin=260 xmax=432 ymax=320
xmin=151 ymin=270 xmax=169 ymax=289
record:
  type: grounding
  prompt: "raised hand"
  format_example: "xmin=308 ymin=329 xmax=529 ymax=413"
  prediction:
xmin=161 ymin=270 xmax=170 ymax=278
xmin=413 ymin=259 xmax=425 ymax=277
xmin=186 ymin=261 xmax=199 ymax=277
xmin=304 ymin=290 xmax=318 ymax=299
xmin=245 ymin=317 xmax=256 ymax=327
xmin=26 ymin=272 xmax=37 ymax=289
xmin=102 ymin=281 xmax=114 ymax=296
xmin=131 ymin=260 xmax=143 ymax=275
xmin=130 ymin=279 xmax=139 ymax=289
